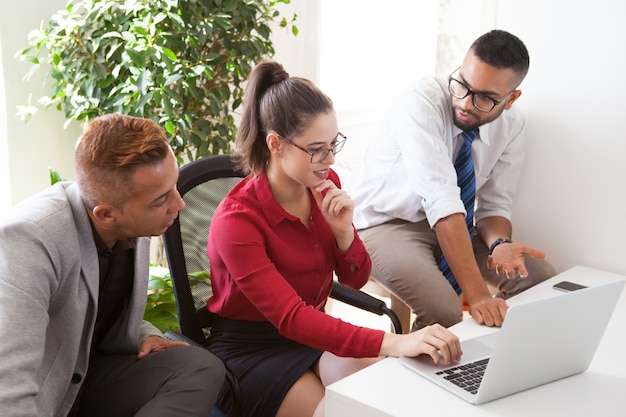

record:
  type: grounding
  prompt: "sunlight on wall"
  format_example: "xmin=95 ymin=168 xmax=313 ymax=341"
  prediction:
xmin=317 ymin=0 xmax=498 ymax=165
xmin=318 ymin=0 xmax=497 ymax=114
xmin=319 ymin=0 xmax=439 ymax=113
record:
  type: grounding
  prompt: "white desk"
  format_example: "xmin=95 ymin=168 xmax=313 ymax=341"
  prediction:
xmin=326 ymin=266 xmax=626 ymax=417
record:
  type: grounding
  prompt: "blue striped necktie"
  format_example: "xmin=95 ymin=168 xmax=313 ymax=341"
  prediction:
xmin=440 ymin=129 xmax=479 ymax=295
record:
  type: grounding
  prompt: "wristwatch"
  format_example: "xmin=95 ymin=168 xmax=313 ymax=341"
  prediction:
xmin=489 ymin=237 xmax=512 ymax=255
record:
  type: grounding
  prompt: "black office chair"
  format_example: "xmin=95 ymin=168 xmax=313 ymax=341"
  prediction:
xmin=162 ymin=154 xmax=401 ymax=416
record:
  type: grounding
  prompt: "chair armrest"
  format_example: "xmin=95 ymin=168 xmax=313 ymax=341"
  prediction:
xmin=330 ymin=282 xmax=403 ymax=334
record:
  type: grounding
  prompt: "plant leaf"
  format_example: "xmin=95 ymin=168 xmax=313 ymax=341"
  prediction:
xmin=137 ymin=70 xmax=149 ymax=94
xmin=49 ymin=167 xmax=66 ymax=185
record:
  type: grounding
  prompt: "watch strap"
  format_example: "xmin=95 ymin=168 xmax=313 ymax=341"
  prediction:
xmin=489 ymin=237 xmax=512 ymax=255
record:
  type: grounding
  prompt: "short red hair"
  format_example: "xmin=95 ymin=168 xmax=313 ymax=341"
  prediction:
xmin=74 ymin=113 xmax=171 ymax=209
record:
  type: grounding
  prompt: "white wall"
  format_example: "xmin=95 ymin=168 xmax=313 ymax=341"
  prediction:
xmin=272 ymin=0 xmax=321 ymax=84
xmin=0 ymin=0 xmax=81 ymax=214
xmin=497 ymin=0 xmax=626 ymax=276
xmin=0 ymin=39 xmax=10 ymax=215
xmin=316 ymin=0 xmax=440 ymax=164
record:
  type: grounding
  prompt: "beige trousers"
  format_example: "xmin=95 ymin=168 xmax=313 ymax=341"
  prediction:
xmin=359 ymin=219 xmax=556 ymax=331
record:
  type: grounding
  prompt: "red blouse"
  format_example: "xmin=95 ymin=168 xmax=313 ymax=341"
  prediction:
xmin=207 ymin=169 xmax=384 ymax=358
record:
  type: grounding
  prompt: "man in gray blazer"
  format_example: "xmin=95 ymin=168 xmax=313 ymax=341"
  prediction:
xmin=0 ymin=114 xmax=225 ymax=417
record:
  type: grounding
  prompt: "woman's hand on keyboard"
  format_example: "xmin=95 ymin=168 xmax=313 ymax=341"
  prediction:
xmin=379 ymin=323 xmax=462 ymax=365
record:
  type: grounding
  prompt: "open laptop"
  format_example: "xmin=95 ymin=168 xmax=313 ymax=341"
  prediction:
xmin=399 ymin=280 xmax=625 ymax=404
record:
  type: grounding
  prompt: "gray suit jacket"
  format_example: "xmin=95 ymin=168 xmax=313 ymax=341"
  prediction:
xmin=0 ymin=182 xmax=162 ymax=417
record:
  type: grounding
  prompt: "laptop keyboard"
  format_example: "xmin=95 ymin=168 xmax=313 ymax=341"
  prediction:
xmin=436 ymin=358 xmax=490 ymax=395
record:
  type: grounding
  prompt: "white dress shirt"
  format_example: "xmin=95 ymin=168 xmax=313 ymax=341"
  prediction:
xmin=348 ymin=74 xmax=526 ymax=230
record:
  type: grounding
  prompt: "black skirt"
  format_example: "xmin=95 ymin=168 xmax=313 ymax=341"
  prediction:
xmin=207 ymin=315 xmax=323 ymax=417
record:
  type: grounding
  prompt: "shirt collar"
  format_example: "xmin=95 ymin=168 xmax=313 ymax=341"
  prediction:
xmin=453 ymin=124 xmax=490 ymax=146
xmin=253 ymin=172 xmax=317 ymax=228
xmin=90 ymin=220 xmax=135 ymax=255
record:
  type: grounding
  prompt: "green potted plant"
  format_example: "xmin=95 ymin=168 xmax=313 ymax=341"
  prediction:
xmin=17 ymin=0 xmax=297 ymax=162
xmin=145 ymin=266 xmax=215 ymax=333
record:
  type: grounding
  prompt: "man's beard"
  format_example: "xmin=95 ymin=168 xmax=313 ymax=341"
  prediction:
xmin=452 ymin=104 xmax=504 ymax=131
xmin=453 ymin=116 xmax=480 ymax=132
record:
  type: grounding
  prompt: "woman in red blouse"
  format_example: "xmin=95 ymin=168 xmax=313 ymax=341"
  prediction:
xmin=206 ymin=60 xmax=462 ymax=417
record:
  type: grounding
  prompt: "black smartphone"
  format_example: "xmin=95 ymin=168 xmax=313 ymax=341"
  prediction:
xmin=553 ymin=280 xmax=588 ymax=292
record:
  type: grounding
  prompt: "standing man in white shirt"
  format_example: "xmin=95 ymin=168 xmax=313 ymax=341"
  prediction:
xmin=349 ymin=30 xmax=555 ymax=331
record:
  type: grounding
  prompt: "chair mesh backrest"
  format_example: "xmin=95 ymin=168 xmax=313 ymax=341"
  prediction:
xmin=179 ymin=177 xmax=243 ymax=312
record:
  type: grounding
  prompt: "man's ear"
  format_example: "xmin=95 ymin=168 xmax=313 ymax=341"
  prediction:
xmin=91 ymin=204 xmax=116 ymax=224
xmin=504 ymin=90 xmax=522 ymax=110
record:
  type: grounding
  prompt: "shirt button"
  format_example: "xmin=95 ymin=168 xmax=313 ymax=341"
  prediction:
xmin=314 ymin=243 xmax=319 ymax=248
xmin=71 ymin=373 xmax=83 ymax=384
